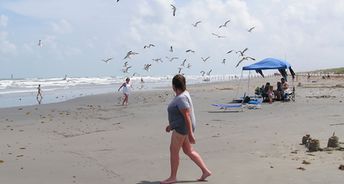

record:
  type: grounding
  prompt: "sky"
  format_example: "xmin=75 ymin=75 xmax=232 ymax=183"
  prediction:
xmin=0 ymin=0 xmax=343 ymax=78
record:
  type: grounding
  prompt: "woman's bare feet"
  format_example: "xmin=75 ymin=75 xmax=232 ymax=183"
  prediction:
xmin=198 ymin=170 xmax=212 ymax=181
xmin=160 ymin=177 xmax=177 ymax=184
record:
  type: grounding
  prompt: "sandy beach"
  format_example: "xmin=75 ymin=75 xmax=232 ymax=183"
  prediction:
xmin=1 ymin=75 xmax=344 ymax=184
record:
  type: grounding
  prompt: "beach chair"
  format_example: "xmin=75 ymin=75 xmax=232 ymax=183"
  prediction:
xmin=246 ymin=98 xmax=263 ymax=109
xmin=211 ymin=103 xmax=244 ymax=112
xmin=283 ymin=86 xmax=296 ymax=102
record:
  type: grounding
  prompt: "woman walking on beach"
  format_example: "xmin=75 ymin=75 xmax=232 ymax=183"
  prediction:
xmin=161 ymin=74 xmax=211 ymax=184
xmin=118 ymin=77 xmax=131 ymax=106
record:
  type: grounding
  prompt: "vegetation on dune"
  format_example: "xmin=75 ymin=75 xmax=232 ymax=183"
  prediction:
xmin=313 ymin=67 xmax=344 ymax=74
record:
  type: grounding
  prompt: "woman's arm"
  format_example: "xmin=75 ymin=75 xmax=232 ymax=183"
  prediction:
xmin=180 ymin=108 xmax=195 ymax=144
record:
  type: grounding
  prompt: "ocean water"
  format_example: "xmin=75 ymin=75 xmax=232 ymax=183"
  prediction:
xmin=0 ymin=75 xmax=240 ymax=108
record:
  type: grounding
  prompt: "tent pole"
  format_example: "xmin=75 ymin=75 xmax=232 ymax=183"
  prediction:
xmin=235 ymin=70 xmax=244 ymax=99
xmin=247 ymin=70 xmax=251 ymax=97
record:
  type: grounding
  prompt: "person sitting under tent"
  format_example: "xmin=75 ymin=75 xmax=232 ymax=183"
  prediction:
xmin=281 ymin=78 xmax=291 ymax=101
xmin=261 ymin=82 xmax=271 ymax=102
xmin=273 ymin=82 xmax=283 ymax=101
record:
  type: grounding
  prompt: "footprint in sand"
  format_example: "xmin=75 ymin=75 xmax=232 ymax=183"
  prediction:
xmin=302 ymin=160 xmax=311 ymax=165
xmin=297 ymin=167 xmax=306 ymax=171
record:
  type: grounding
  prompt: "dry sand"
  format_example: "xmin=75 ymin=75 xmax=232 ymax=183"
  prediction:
xmin=0 ymin=76 xmax=344 ymax=184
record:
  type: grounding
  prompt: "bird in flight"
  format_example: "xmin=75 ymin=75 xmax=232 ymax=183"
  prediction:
xmin=169 ymin=57 xmax=179 ymax=62
xmin=235 ymin=56 xmax=255 ymax=68
xmin=38 ymin=40 xmax=43 ymax=47
xmin=200 ymin=71 xmax=206 ymax=77
xmin=177 ymin=67 xmax=183 ymax=74
xmin=219 ymin=20 xmax=231 ymax=29
xmin=124 ymin=51 xmax=139 ymax=59
xmin=248 ymin=26 xmax=255 ymax=32
xmin=212 ymin=33 xmax=226 ymax=38
xmin=206 ymin=69 xmax=212 ymax=76
xmin=180 ymin=59 xmax=187 ymax=67
xmin=201 ymin=57 xmax=210 ymax=62
xmin=226 ymin=50 xmax=234 ymax=54
xmin=236 ymin=48 xmax=248 ymax=56
xmin=122 ymin=66 xmax=132 ymax=73
xmin=186 ymin=49 xmax=195 ymax=53
xmin=169 ymin=46 xmax=173 ymax=52
xmin=171 ymin=4 xmax=176 ymax=16
xmin=123 ymin=61 xmax=129 ymax=67
xmin=192 ymin=21 xmax=202 ymax=27
xmin=187 ymin=63 xmax=192 ymax=69
xmin=102 ymin=57 xmax=113 ymax=63
xmin=222 ymin=59 xmax=226 ymax=64
xmin=144 ymin=64 xmax=152 ymax=71
xmin=152 ymin=58 xmax=163 ymax=63
xmin=144 ymin=44 xmax=155 ymax=49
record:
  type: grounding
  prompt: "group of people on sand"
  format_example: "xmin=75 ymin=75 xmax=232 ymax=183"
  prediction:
xmin=257 ymin=77 xmax=290 ymax=104
xmin=118 ymin=75 xmax=212 ymax=183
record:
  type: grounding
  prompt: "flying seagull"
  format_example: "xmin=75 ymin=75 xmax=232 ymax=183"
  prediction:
xmin=236 ymin=48 xmax=248 ymax=56
xmin=235 ymin=56 xmax=255 ymax=68
xmin=222 ymin=59 xmax=226 ymax=64
xmin=180 ymin=59 xmax=187 ymax=67
xmin=169 ymin=57 xmax=179 ymax=62
xmin=200 ymin=71 xmax=206 ymax=77
xmin=152 ymin=58 xmax=163 ymax=63
xmin=144 ymin=44 xmax=155 ymax=49
xmin=201 ymin=57 xmax=210 ymax=62
xmin=122 ymin=66 xmax=132 ymax=73
xmin=169 ymin=46 xmax=173 ymax=52
xmin=102 ymin=57 xmax=113 ymax=63
xmin=144 ymin=64 xmax=152 ymax=71
xmin=248 ymin=26 xmax=255 ymax=32
xmin=211 ymin=33 xmax=226 ymax=38
xmin=206 ymin=69 xmax=212 ymax=76
xmin=38 ymin=40 xmax=42 ymax=47
xmin=219 ymin=20 xmax=231 ymax=29
xmin=178 ymin=67 xmax=183 ymax=74
xmin=171 ymin=4 xmax=176 ymax=16
xmin=123 ymin=61 xmax=129 ymax=67
xmin=186 ymin=49 xmax=195 ymax=53
xmin=226 ymin=50 xmax=234 ymax=54
xmin=192 ymin=21 xmax=202 ymax=27
xmin=187 ymin=63 xmax=192 ymax=69
xmin=124 ymin=51 xmax=139 ymax=59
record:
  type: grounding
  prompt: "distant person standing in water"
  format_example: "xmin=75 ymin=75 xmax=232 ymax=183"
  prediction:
xmin=36 ymin=84 xmax=43 ymax=104
xmin=118 ymin=77 xmax=131 ymax=106
xmin=161 ymin=74 xmax=211 ymax=184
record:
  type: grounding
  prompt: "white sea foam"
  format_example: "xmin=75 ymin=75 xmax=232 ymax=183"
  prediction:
xmin=0 ymin=74 xmax=242 ymax=108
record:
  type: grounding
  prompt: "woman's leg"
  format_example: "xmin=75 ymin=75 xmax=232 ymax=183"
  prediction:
xmin=161 ymin=131 xmax=186 ymax=184
xmin=182 ymin=136 xmax=211 ymax=181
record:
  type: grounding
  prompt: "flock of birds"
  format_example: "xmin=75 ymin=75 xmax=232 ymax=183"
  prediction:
xmin=37 ymin=1 xmax=257 ymax=78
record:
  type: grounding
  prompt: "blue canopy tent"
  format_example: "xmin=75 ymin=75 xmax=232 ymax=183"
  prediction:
xmin=233 ymin=58 xmax=296 ymax=101
xmin=242 ymin=58 xmax=295 ymax=81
